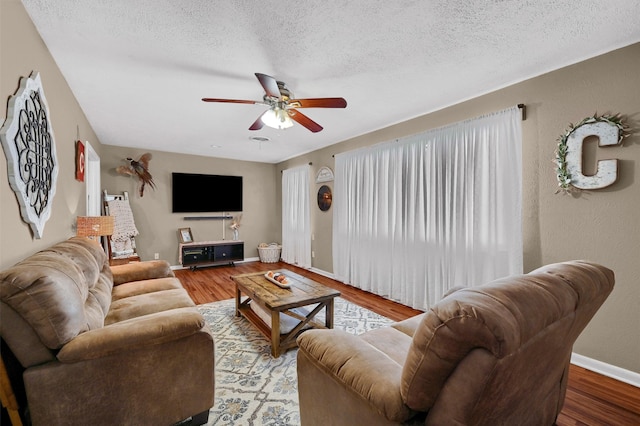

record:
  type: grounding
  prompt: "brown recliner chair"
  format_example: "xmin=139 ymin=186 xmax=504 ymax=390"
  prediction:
xmin=0 ymin=237 xmax=214 ymax=425
xmin=296 ymin=261 xmax=614 ymax=425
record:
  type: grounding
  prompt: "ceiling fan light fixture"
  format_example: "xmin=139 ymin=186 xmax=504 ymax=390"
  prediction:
xmin=262 ymin=107 xmax=293 ymax=130
xmin=204 ymin=73 xmax=344 ymax=132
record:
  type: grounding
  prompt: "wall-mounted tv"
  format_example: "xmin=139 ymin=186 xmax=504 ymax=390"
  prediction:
xmin=172 ymin=172 xmax=243 ymax=213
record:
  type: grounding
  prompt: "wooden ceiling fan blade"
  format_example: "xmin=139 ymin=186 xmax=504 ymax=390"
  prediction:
xmin=249 ymin=113 xmax=266 ymax=131
xmin=288 ymin=110 xmax=323 ymax=133
xmin=288 ymin=98 xmax=347 ymax=108
xmin=255 ymin=73 xmax=281 ymax=98
xmin=202 ymin=98 xmax=258 ymax=104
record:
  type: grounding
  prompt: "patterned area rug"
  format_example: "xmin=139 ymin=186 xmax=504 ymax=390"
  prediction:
xmin=197 ymin=298 xmax=392 ymax=425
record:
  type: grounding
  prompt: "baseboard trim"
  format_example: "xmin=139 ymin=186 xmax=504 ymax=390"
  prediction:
xmin=571 ymin=353 xmax=640 ymax=388
xmin=308 ymin=266 xmax=335 ymax=279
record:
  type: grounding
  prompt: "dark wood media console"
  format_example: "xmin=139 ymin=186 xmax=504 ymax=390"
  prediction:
xmin=180 ymin=240 xmax=244 ymax=270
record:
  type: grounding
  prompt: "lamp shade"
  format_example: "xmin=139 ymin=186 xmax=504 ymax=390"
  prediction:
xmin=76 ymin=216 xmax=114 ymax=237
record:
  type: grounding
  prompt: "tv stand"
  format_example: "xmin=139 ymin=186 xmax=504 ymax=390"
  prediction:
xmin=180 ymin=240 xmax=244 ymax=270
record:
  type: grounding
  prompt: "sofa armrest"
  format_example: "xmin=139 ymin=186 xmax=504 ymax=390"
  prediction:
xmin=57 ymin=307 xmax=204 ymax=362
xmin=110 ymin=260 xmax=174 ymax=285
xmin=297 ymin=329 xmax=414 ymax=422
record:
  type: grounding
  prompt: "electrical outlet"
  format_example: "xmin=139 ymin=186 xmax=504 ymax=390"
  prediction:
xmin=312 ymin=251 xmax=315 ymax=258
xmin=154 ymin=253 xmax=159 ymax=260
xmin=312 ymin=233 xmax=315 ymax=241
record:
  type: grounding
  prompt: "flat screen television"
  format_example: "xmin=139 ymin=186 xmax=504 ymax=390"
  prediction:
xmin=172 ymin=172 xmax=243 ymax=213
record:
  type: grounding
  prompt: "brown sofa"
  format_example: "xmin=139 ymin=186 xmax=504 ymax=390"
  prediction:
xmin=297 ymin=261 xmax=614 ymax=425
xmin=0 ymin=237 xmax=214 ymax=426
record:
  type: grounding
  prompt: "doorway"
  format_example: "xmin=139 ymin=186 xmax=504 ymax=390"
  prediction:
xmin=84 ymin=142 xmax=101 ymax=215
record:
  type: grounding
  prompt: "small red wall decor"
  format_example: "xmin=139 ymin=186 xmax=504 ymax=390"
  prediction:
xmin=75 ymin=140 xmax=85 ymax=182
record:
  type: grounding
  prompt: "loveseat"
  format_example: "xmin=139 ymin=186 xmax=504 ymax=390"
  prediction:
xmin=297 ymin=261 xmax=614 ymax=425
xmin=0 ymin=237 xmax=214 ymax=426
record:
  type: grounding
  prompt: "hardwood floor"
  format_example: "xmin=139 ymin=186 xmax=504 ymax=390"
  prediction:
xmin=175 ymin=261 xmax=640 ymax=426
xmin=175 ymin=260 xmax=422 ymax=321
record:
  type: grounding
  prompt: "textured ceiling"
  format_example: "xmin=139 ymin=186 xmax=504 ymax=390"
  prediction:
xmin=20 ymin=0 xmax=640 ymax=163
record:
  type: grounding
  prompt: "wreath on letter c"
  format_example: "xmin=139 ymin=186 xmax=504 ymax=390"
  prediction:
xmin=555 ymin=113 xmax=628 ymax=194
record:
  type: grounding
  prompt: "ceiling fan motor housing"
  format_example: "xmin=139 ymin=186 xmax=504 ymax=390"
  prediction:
xmin=276 ymin=81 xmax=292 ymax=100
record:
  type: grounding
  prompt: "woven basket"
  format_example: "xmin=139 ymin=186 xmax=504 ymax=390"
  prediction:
xmin=258 ymin=245 xmax=282 ymax=263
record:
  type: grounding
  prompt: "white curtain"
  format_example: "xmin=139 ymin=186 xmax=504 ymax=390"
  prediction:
xmin=333 ymin=106 xmax=522 ymax=310
xmin=282 ymin=165 xmax=311 ymax=268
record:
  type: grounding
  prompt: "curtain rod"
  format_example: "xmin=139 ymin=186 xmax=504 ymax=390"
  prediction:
xmin=518 ymin=104 xmax=526 ymax=121
xmin=281 ymin=162 xmax=312 ymax=173
xmin=330 ymin=104 xmax=527 ymax=158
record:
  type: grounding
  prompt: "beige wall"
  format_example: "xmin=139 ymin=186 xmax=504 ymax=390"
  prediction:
xmin=1 ymin=0 xmax=102 ymax=269
xmin=100 ymin=145 xmax=279 ymax=265
xmin=278 ymin=43 xmax=640 ymax=373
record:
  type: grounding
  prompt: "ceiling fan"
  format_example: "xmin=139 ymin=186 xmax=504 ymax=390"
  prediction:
xmin=202 ymin=73 xmax=347 ymax=133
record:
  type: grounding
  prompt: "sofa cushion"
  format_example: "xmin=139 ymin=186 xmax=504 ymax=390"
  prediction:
xmin=390 ymin=313 xmax=425 ymax=337
xmin=105 ymin=288 xmax=196 ymax=325
xmin=111 ymin=260 xmax=174 ymax=285
xmin=361 ymin=327 xmax=413 ymax=365
xmin=297 ymin=329 xmax=417 ymax=422
xmin=57 ymin=307 xmax=206 ymax=362
xmin=112 ymin=277 xmax=184 ymax=301
xmin=0 ymin=237 xmax=112 ymax=349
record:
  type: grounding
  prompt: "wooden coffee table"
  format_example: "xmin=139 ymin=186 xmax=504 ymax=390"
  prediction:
xmin=231 ymin=269 xmax=341 ymax=357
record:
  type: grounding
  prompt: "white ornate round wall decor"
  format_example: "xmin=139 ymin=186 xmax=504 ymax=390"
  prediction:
xmin=0 ymin=72 xmax=58 ymax=238
xmin=555 ymin=114 xmax=627 ymax=194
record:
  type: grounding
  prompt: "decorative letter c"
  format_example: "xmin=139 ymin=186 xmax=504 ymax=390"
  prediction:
xmin=566 ymin=121 xmax=620 ymax=190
